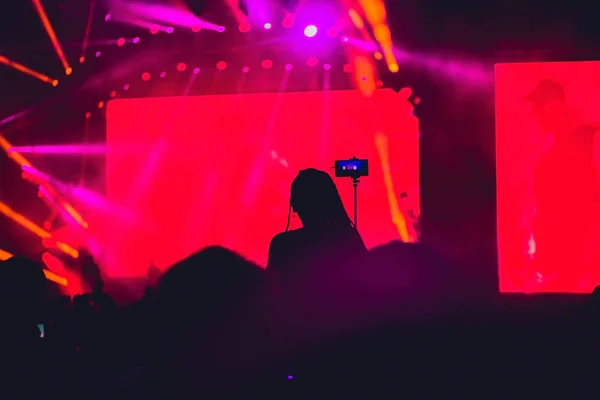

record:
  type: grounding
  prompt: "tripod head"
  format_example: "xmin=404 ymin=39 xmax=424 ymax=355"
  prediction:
xmin=333 ymin=157 xmax=369 ymax=227
xmin=334 ymin=157 xmax=369 ymax=180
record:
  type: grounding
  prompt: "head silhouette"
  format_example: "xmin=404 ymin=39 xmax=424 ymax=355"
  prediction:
xmin=288 ymin=168 xmax=353 ymax=229
xmin=0 ymin=257 xmax=47 ymax=323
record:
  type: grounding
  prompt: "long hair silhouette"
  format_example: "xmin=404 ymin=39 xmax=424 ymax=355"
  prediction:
xmin=285 ymin=168 xmax=354 ymax=231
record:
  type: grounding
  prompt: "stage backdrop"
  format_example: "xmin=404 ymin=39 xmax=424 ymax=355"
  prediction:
xmin=496 ymin=61 xmax=600 ymax=293
xmin=101 ymin=89 xmax=419 ymax=276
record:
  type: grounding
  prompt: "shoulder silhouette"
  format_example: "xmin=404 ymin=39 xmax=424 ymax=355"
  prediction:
xmin=267 ymin=168 xmax=367 ymax=275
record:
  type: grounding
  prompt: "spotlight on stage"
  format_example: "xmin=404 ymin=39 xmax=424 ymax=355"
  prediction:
xmin=304 ymin=25 xmax=317 ymax=37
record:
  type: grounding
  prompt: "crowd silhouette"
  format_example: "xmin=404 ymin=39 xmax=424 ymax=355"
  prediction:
xmin=1 ymin=167 xmax=598 ymax=398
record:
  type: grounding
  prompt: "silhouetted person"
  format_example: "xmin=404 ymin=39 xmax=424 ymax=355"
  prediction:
xmin=0 ymin=257 xmax=58 ymax=396
xmin=0 ymin=256 xmax=47 ymax=340
xmin=147 ymin=262 xmax=161 ymax=285
xmin=526 ymin=80 xmax=600 ymax=290
xmin=267 ymin=168 xmax=367 ymax=276
xmin=148 ymin=246 xmax=267 ymax=398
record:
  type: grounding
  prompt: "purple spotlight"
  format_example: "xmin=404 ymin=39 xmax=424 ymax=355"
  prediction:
xmin=285 ymin=64 xmax=293 ymax=71
xmin=123 ymin=84 xmax=130 ymax=91
xmin=166 ymin=27 xmax=174 ymax=34
xmin=323 ymin=64 xmax=331 ymax=71
xmin=159 ymin=71 xmax=166 ymax=78
xmin=104 ymin=13 xmax=111 ymax=22
xmin=193 ymin=67 xmax=200 ymax=74
xmin=133 ymin=37 xmax=140 ymax=44
xmin=286 ymin=375 xmax=294 ymax=380
xmin=216 ymin=26 xmax=226 ymax=32
xmin=341 ymin=36 xmax=349 ymax=42
xmin=264 ymin=22 xmax=272 ymax=30
xmin=242 ymin=66 xmax=250 ymax=73
xmin=304 ymin=25 xmax=317 ymax=37
xmin=95 ymin=51 xmax=101 ymax=57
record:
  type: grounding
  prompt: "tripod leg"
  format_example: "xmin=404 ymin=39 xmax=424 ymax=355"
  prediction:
xmin=353 ymin=180 xmax=358 ymax=228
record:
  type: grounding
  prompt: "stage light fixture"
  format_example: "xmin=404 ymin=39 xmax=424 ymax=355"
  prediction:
xmin=304 ymin=25 xmax=317 ymax=37
xmin=239 ymin=22 xmax=251 ymax=32
xmin=264 ymin=22 xmax=272 ymax=30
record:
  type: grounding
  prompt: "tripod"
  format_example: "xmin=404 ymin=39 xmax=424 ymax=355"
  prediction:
xmin=352 ymin=176 xmax=360 ymax=228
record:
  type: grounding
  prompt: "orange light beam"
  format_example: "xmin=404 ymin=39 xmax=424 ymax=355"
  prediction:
xmin=0 ymin=248 xmax=13 ymax=261
xmin=0 ymin=55 xmax=59 ymax=86
xmin=1 ymin=136 xmax=88 ymax=231
xmin=42 ymin=269 xmax=69 ymax=286
xmin=59 ymin=200 xmax=89 ymax=230
xmin=358 ymin=0 xmax=398 ymax=72
xmin=0 ymin=135 xmax=33 ymax=167
xmin=0 ymin=201 xmax=79 ymax=259
xmin=1 ymin=249 xmax=68 ymax=286
xmin=31 ymin=0 xmax=73 ymax=75
xmin=79 ymin=0 xmax=95 ymax=63
xmin=374 ymin=132 xmax=413 ymax=242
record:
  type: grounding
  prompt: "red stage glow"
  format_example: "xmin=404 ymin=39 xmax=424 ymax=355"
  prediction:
xmin=496 ymin=61 xmax=600 ymax=293
xmin=105 ymin=90 xmax=419 ymax=276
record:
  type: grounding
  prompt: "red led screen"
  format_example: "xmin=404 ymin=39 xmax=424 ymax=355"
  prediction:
xmin=496 ymin=61 xmax=600 ymax=293
xmin=103 ymin=89 xmax=419 ymax=276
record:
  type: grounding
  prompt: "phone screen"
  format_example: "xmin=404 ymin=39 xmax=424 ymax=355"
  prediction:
xmin=36 ymin=324 xmax=44 ymax=338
